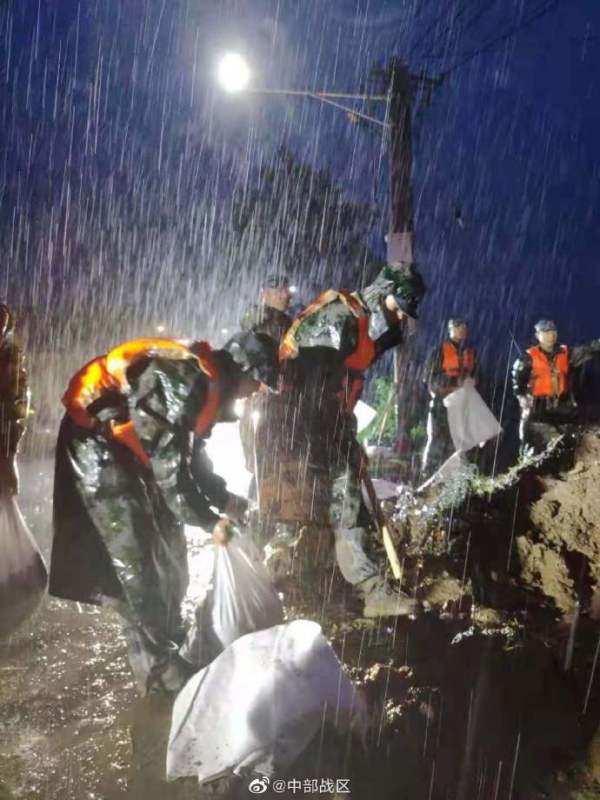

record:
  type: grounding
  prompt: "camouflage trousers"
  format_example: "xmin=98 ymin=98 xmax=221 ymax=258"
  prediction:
xmin=98 ymin=515 xmax=189 ymax=694
xmin=264 ymin=456 xmax=379 ymax=588
xmin=51 ymin=418 xmax=190 ymax=693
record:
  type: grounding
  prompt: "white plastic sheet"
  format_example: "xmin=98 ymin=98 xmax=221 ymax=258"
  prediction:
xmin=0 ymin=497 xmax=47 ymax=637
xmin=443 ymin=383 xmax=502 ymax=453
xmin=168 ymin=620 xmax=368 ymax=784
xmin=204 ymin=421 xmax=253 ymax=499
xmin=180 ymin=539 xmax=284 ymax=670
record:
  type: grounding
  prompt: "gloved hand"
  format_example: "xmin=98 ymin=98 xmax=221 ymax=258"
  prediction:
xmin=223 ymin=493 xmax=248 ymax=524
xmin=0 ymin=455 xmax=19 ymax=496
xmin=212 ymin=517 xmax=235 ymax=546
xmin=462 ymin=376 xmax=476 ymax=389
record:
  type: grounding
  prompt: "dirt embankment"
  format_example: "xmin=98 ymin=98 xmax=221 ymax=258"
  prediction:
xmin=517 ymin=433 xmax=600 ymax=616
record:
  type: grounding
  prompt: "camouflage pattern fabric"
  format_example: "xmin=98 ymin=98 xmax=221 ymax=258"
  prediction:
xmin=0 ymin=334 xmax=28 ymax=457
xmin=50 ymin=358 xmax=228 ymax=673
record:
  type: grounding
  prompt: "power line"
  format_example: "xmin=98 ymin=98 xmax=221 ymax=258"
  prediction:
xmin=418 ymin=0 xmax=482 ymax=59
xmin=439 ymin=0 xmax=564 ymax=77
xmin=419 ymin=0 xmax=498 ymax=60
xmin=409 ymin=0 xmax=459 ymax=57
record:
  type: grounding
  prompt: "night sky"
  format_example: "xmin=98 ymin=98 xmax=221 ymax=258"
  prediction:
xmin=1 ymin=0 xmax=599 ymax=407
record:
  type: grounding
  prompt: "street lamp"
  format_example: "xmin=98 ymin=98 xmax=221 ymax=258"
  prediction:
xmin=216 ymin=52 xmax=251 ymax=93
xmin=215 ymin=54 xmax=429 ymax=427
xmin=215 ymin=52 xmax=388 ymax=127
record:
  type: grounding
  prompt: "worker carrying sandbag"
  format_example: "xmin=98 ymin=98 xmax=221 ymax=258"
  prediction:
xmin=0 ymin=303 xmax=29 ymax=496
xmin=422 ymin=317 xmax=482 ymax=477
xmin=49 ymin=335 xmax=277 ymax=694
xmin=0 ymin=303 xmax=46 ymax=638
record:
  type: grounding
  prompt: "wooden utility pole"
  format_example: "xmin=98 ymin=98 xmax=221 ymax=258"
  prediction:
xmin=384 ymin=58 xmax=441 ymax=436
xmin=387 ymin=59 xmax=415 ymax=268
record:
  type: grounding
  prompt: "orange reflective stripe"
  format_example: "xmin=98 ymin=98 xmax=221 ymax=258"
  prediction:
xmin=528 ymin=345 xmax=569 ymax=397
xmin=110 ymin=420 xmax=151 ymax=467
xmin=346 ymin=376 xmax=365 ymax=412
xmin=344 ymin=315 xmax=376 ymax=371
xmin=106 ymin=338 xmax=193 ymax=388
xmin=279 ymin=289 xmax=368 ymax=361
xmin=193 ymin=347 xmax=221 ymax=435
xmin=190 ymin=341 xmax=219 ymax=380
xmin=279 ymin=290 xmax=339 ymax=360
xmin=194 ymin=383 xmax=221 ymax=435
xmin=64 ymin=337 xmax=223 ymax=462
xmin=441 ymin=342 xmax=475 ymax=377
xmin=64 ymin=338 xmax=198 ymax=429
xmin=62 ymin=356 xmax=121 ymax=429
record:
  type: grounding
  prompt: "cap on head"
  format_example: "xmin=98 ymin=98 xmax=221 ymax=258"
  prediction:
xmin=534 ymin=319 xmax=557 ymax=334
xmin=448 ymin=317 xmax=467 ymax=331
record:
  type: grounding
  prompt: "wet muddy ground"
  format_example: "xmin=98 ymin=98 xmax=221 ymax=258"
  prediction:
xmin=2 ymin=454 xmax=600 ymax=799
xmin=0 ymin=455 xmax=193 ymax=800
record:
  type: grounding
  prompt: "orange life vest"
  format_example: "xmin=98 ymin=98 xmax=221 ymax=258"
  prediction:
xmin=279 ymin=289 xmax=376 ymax=413
xmin=280 ymin=289 xmax=376 ymax=366
xmin=441 ymin=341 xmax=475 ymax=378
xmin=63 ymin=338 xmax=221 ymax=464
xmin=527 ymin=345 xmax=569 ymax=398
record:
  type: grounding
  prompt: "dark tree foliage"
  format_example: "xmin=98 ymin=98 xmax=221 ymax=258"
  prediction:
xmin=231 ymin=145 xmax=382 ymax=289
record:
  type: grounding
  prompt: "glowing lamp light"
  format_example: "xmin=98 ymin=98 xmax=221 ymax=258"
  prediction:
xmin=289 ymin=284 xmax=298 ymax=295
xmin=156 ymin=324 xmax=166 ymax=333
xmin=217 ymin=52 xmax=251 ymax=93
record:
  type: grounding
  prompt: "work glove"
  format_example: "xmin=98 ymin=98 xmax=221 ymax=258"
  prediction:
xmin=212 ymin=517 xmax=235 ymax=546
xmin=223 ymin=493 xmax=248 ymax=525
xmin=0 ymin=455 xmax=19 ymax=496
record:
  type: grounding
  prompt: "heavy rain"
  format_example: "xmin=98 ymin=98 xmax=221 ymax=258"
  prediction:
xmin=2 ymin=1 xmax=600 ymax=799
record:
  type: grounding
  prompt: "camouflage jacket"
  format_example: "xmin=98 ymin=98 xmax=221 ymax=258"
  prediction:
xmin=241 ymin=304 xmax=292 ymax=344
xmin=0 ymin=334 xmax=28 ymax=455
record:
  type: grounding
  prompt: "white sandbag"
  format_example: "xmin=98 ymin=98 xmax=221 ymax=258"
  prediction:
xmin=180 ymin=538 xmax=284 ymax=670
xmin=354 ymin=400 xmax=376 ymax=433
xmin=0 ymin=497 xmax=47 ymax=638
xmin=443 ymin=383 xmax=502 ymax=453
xmin=168 ymin=619 xmax=368 ymax=784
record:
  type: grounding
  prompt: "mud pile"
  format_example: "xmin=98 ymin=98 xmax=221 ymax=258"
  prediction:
xmin=517 ymin=433 xmax=600 ymax=616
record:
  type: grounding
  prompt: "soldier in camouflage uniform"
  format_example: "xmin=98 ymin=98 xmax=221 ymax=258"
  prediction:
xmin=268 ymin=265 xmax=426 ymax=617
xmin=237 ymin=273 xmax=294 ymax=548
xmin=49 ymin=337 xmax=272 ymax=693
xmin=0 ymin=304 xmax=28 ymax=496
xmin=512 ymin=319 xmax=600 ymax=454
